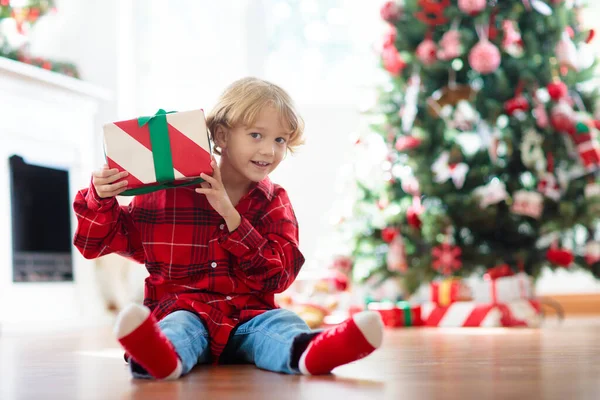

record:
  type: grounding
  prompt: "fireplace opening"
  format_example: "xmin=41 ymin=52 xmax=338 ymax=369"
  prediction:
xmin=9 ymin=155 xmax=73 ymax=282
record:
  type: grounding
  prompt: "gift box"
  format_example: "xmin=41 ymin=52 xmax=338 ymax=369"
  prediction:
xmin=367 ymin=301 xmax=422 ymax=327
xmin=430 ymin=277 xmax=473 ymax=306
xmin=470 ymin=265 xmax=533 ymax=304
xmin=421 ymin=299 xmax=541 ymax=328
xmin=103 ymin=108 xmax=213 ymax=195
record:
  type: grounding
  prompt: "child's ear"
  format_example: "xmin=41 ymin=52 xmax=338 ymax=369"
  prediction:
xmin=214 ymin=125 xmax=229 ymax=150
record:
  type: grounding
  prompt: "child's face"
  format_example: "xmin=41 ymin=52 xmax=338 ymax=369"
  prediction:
xmin=221 ymin=106 xmax=289 ymax=183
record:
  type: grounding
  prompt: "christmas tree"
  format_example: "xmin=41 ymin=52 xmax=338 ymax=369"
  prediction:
xmin=345 ymin=0 xmax=600 ymax=298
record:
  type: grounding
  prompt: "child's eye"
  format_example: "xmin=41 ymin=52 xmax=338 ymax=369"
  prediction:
xmin=275 ymin=137 xmax=287 ymax=144
xmin=250 ymin=132 xmax=262 ymax=139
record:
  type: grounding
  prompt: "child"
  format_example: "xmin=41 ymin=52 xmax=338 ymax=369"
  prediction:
xmin=73 ymin=77 xmax=384 ymax=380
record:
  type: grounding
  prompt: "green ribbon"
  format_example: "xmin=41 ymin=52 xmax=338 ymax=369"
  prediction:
xmin=139 ymin=109 xmax=176 ymax=183
xmin=397 ymin=301 xmax=413 ymax=326
xmin=120 ymin=109 xmax=205 ymax=196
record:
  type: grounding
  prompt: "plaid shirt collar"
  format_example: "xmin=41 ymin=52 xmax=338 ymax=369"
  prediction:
xmin=251 ymin=177 xmax=274 ymax=202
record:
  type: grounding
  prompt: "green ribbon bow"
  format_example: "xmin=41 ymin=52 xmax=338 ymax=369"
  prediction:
xmin=120 ymin=109 xmax=205 ymax=196
xmin=396 ymin=301 xmax=413 ymax=326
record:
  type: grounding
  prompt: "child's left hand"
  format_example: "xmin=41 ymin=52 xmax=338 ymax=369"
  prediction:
xmin=195 ymin=156 xmax=235 ymax=219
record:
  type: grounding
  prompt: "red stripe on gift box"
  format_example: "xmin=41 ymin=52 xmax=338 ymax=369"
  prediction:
xmin=114 ymin=119 xmax=211 ymax=178
xmin=424 ymin=306 xmax=448 ymax=326
xmin=114 ymin=119 xmax=152 ymax=148
xmin=166 ymin=123 xmax=212 ymax=177
xmin=462 ymin=305 xmax=494 ymax=327
xmin=106 ymin=157 xmax=145 ymax=189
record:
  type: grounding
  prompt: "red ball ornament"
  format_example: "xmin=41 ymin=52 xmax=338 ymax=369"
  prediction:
xmin=547 ymin=81 xmax=568 ymax=100
xmin=458 ymin=0 xmax=486 ymax=16
xmin=381 ymin=227 xmax=398 ymax=243
xmin=469 ymin=39 xmax=501 ymax=74
xmin=504 ymin=96 xmax=529 ymax=115
xmin=546 ymin=248 xmax=574 ymax=267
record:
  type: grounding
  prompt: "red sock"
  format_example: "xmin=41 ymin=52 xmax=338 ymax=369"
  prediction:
xmin=298 ymin=311 xmax=383 ymax=375
xmin=114 ymin=304 xmax=182 ymax=380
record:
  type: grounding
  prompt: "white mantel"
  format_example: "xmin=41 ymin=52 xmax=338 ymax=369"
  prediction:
xmin=0 ymin=57 xmax=112 ymax=330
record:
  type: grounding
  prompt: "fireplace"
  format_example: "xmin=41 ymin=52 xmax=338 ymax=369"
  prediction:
xmin=0 ymin=57 xmax=111 ymax=328
xmin=9 ymin=155 xmax=73 ymax=283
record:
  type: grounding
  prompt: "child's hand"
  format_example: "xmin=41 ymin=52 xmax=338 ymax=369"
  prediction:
xmin=92 ymin=164 xmax=129 ymax=198
xmin=195 ymin=157 xmax=236 ymax=219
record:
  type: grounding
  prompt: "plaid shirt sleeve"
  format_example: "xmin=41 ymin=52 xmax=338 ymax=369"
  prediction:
xmin=219 ymin=189 xmax=305 ymax=293
xmin=72 ymin=183 xmax=145 ymax=262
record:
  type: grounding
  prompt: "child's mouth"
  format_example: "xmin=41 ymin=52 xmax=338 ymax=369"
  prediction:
xmin=252 ymin=161 xmax=271 ymax=168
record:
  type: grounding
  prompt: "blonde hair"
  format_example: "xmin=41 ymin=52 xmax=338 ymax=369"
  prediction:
xmin=206 ymin=77 xmax=305 ymax=155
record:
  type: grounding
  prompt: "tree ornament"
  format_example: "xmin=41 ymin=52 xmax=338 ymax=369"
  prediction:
xmin=501 ymin=20 xmax=523 ymax=57
xmin=386 ymin=235 xmax=408 ymax=272
xmin=547 ymin=80 xmax=568 ymax=101
xmin=381 ymin=227 xmax=398 ymax=243
xmin=504 ymin=82 xmax=529 ymax=116
xmin=432 ymin=151 xmax=469 ymax=189
xmin=406 ymin=196 xmax=424 ymax=229
xmin=395 ymin=135 xmax=422 ymax=152
xmin=382 ymin=45 xmax=406 ymax=76
xmin=380 ymin=1 xmax=402 ymax=23
xmin=555 ymin=30 xmax=578 ymax=71
xmin=473 ymin=179 xmax=509 ymax=208
xmin=416 ymin=37 xmax=437 ymax=66
xmin=570 ymin=121 xmax=600 ymax=171
xmin=437 ymin=21 xmax=463 ymax=61
xmin=458 ymin=0 xmax=486 ymax=16
xmin=511 ymin=191 xmax=544 ymax=219
xmin=584 ymin=242 xmax=600 ymax=266
xmin=427 ymin=84 xmax=476 ymax=118
xmin=469 ymin=25 xmax=501 ymax=74
xmin=550 ymin=100 xmax=575 ymax=133
xmin=520 ymin=129 xmax=546 ymax=172
xmin=432 ymin=242 xmax=463 ymax=275
xmin=546 ymin=247 xmax=574 ymax=267
xmin=415 ymin=0 xmax=450 ymax=26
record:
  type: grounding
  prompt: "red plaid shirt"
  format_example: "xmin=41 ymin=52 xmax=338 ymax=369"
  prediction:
xmin=73 ymin=177 xmax=305 ymax=361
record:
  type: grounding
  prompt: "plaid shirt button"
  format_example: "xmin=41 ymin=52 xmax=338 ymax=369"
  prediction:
xmin=219 ymin=224 xmax=225 ymax=230
xmin=211 ymin=262 xmax=217 ymax=268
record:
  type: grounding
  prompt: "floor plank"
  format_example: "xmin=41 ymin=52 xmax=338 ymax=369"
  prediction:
xmin=1 ymin=317 xmax=599 ymax=400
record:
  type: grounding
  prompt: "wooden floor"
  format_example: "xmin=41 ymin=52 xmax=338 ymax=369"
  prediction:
xmin=1 ymin=318 xmax=599 ymax=400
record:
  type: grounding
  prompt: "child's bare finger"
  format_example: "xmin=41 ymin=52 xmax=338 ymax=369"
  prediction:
xmin=103 ymin=171 xmax=128 ymax=184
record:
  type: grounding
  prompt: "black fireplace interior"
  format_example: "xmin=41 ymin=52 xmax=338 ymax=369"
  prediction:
xmin=9 ymin=155 xmax=73 ymax=282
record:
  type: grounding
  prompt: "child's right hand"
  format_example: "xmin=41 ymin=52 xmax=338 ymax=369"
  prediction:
xmin=92 ymin=164 xmax=129 ymax=198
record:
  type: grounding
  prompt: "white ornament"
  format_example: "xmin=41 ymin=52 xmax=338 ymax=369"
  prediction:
xmin=511 ymin=190 xmax=544 ymax=219
xmin=555 ymin=31 xmax=578 ymax=71
xmin=473 ymin=179 xmax=509 ymax=208
xmin=520 ymin=129 xmax=546 ymax=172
xmin=585 ymin=183 xmax=600 ymax=198
xmin=537 ymin=172 xmax=561 ymax=201
xmin=402 ymin=72 xmax=421 ymax=133
xmin=432 ymin=152 xmax=469 ymax=189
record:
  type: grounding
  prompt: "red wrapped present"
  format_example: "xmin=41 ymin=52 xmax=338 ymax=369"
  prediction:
xmin=421 ymin=299 xmax=541 ymax=327
xmin=367 ymin=301 xmax=422 ymax=327
xmin=430 ymin=277 xmax=473 ymax=307
xmin=103 ymin=108 xmax=213 ymax=195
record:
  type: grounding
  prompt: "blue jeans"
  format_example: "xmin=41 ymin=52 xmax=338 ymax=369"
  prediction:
xmin=129 ymin=308 xmax=319 ymax=379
